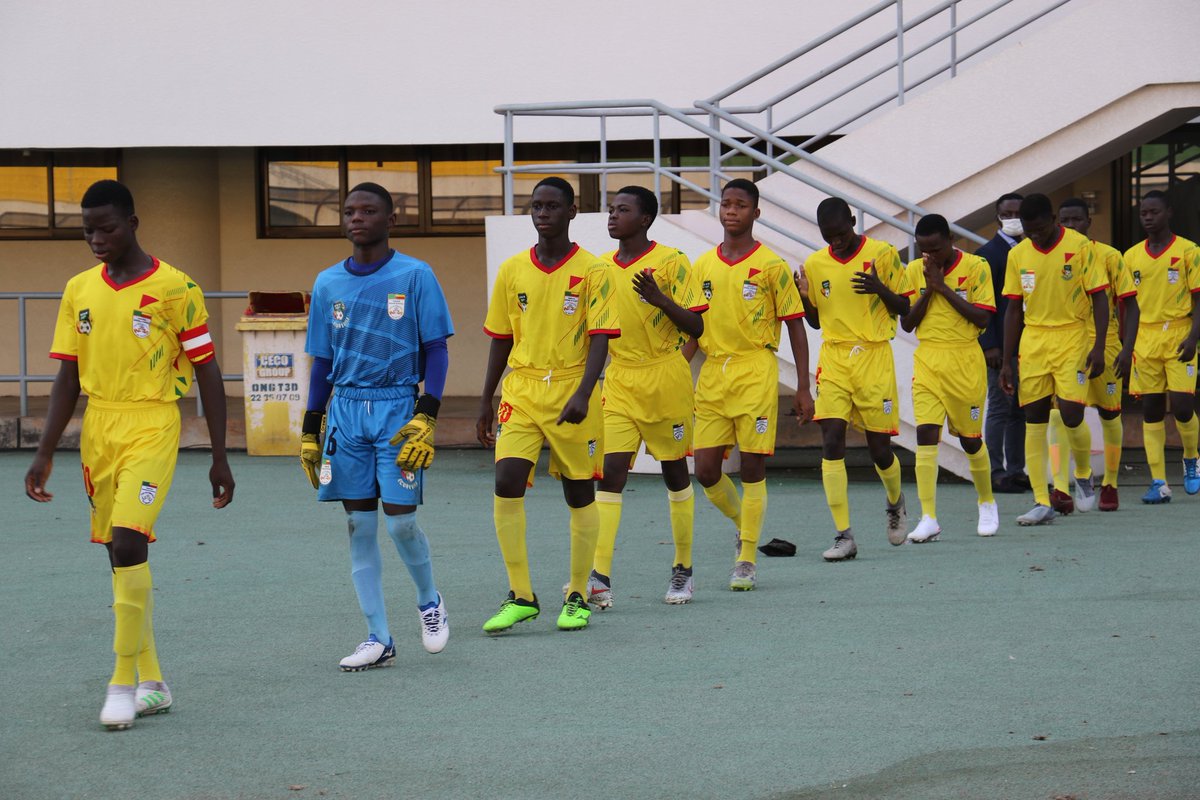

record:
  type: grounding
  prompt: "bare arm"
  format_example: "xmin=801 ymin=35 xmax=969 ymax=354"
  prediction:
xmin=194 ymin=358 xmax=234 ymax=508
xmin=999 ymin=299 xmax=1024 ymax=395
xmin=632 ymin=270 xmax=704 ymax=339
xmin=1178 ymin=292 xmax=1200 ymax=363
xmin=1114 ymin=295 xmax=1139 ymax=379
xmin=794 ymin=268 xmax=820 ymax=329
xmin=558 ymin=334 xmax=611 ymax=425
xmin=24 ymin=360 xmax=82 ymax=502
xmin=784 ymin=316 xmax=814 ymax=424
xmin=476 ymin=337 xmax=514 ymax=447
xmin=900 ymin=288 xmax=932 ymax=333
xmin=1086 ymin=290 xmax=1109 ymax=378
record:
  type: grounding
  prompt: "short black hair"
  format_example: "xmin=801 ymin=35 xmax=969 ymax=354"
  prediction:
xmin=723 ymin=178 xmax=759 ymax=207
xmin=615 ymin=185 xmax=658 ymax=225
xmin=1059 ymin=197 xmax=1089 ymax=216
xmin=1142 ymin=189 xmax=1170 ymax=208
xmin=81 ymin=180 xmax=135 ymax=216
xmin=347 ymin=182 xmax=394 ymax=214
xmin=1018 ymin=193 xmax=1054 ymax=222
xmin=914 ymin=214 xmax=951 ymax=238
xmin=533 ymin=176 xmax=575 ymax=206
xmin=816 ymin=196 xmax=852 ymax=225
xmin=995 ymin=192 xmax=1023 ymax=212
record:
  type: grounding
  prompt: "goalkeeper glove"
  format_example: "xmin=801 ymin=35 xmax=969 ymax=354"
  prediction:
xmin=391 ymin=395 xmax=439 ymax=471
xmin=300 ymin=410 xmax=324 ymax=489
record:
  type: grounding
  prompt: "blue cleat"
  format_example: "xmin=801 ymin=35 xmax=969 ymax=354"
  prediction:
xmin=1183 ymin=458 xmax=1200 ymax=495
xmin=1141 ymin=479 xmax=1172 ymax=505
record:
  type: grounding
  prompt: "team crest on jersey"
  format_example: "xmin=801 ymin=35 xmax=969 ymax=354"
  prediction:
xmin=882 ymin=399 xmax=893 ymax=415
xmin=495 ymin=423 xmax=502 ymax=439
xmin=1132 ymin=270 xmax=1141 ymax=286
xmin=332 ymin=301 xmax=348 ymax=329
xmin=970 ymin=405 xmax=981 ymax=421
xmin=821 ymin=279 xmax=831 ymax=298
xmin=702 ymin=280 xmax=713 ymax=300
xmin=1106 ymin=382 xmax=1117 ymax=396
xmin=587 ymin=439 xmax=597 ymax=457
xmin=132 ymin=310 xmax=152 ymax=339
xmin=138 ymin=481 xmax=158 ymax=505
xmin=1020 ymin=271 xmax=1035 ymax=292
xmin=1061 ymin=263 xmax=1073 ymax=281
xmin=1076 ymin=370 xmax=1086 ymax=385
xmin=742 ymin=280 xmax=758 ymax=301
xmin=1168 ymin=268 xmax=1180 ymax=285
xmin=672 ymin=423 xmax=685 ymax=441
xmin=1189 ymin=365 xmax=1196 ymax=378
xmin=387 ymin=293 xmax=406 ymax=320
xmin=77 ymin=309 xmax=92 ymax=335
xmin=319 ymin=458 xmax=332 ymax=485
xmin=754 ymin=416 xmax=768 ymax=434
xmin=563 ymin=291 xmax=579 ymax=316
xmin=398 ymin=469 xmax=417 ymax=490
xmin=517 ymin=292 xmax=528 ymax=312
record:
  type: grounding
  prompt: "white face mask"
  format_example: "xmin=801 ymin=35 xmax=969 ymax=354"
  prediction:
xmin=1000 ymin=217 xmax=1023 ymax=238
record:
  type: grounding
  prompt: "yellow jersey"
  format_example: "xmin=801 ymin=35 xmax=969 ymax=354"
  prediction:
xmin=905 ymin=250 xmax=995 ymax=344
xmin=1090 ymin=240 xmax=1136 ymax=345
xmin=484 ymin=244 xmax=620 ymax=371
xmin=50 ymin=259 xmax=214 ymax=404
xmin=602 ymin=242 xmax=707 ymax=364
xmin=1122 ymin=235 xmax=1199 ymax=324
xmin=802 ymin=236 xmax=914 ymax=343
xmin=693 ymin=241 xmax=804 ymax=359
xmin=1002 ymin=226 xmax=1107 ymax=327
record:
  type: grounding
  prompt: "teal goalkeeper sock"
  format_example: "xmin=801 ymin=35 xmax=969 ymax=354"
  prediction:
xmin=386 ymin=512 xmax=439 ymax=608
xmin=347 ymin=509 xmax=390 ymax=643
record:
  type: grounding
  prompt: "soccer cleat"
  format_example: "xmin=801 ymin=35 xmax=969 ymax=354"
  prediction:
xmin=586 ymin=570 xmax=613 ymax=610
xmin=977 ymin=501 xmax=1000 ymax=536
xmin=822 ymin=531 xmax=858 ymax=561
xmin=885 ymin=493 xmax=908 ymax=546
xmin=1049 ymin=488 xmax=1074 ymax=515
xmin=664 ymin=564 xmax=694 ymax=604
xmin=339 ymin=634 xmax=397 ymax=671
xmin=419 ymin=594 xmax=449 ymax=654
xmin=557 ymin=591 xmax=592 ymax=631
xmin=729 ymin=560 xmax=757 ymax=591
xmin=1016 ymin=504 xmax=1056 ymax=526
xmin=905 ymin=515 xmax=941 ymax=543
xmin=1141 ymin=480 xmax=1172 ymax=505
xmin=1073 ymin=474 xmax=1097 ymax=513
xmin=1184 ymin=458 xmax=1200 ymax=495
xmin=135 ymin=681 xmax=173 ymax=717
xmin=1099 ymin=484 xmax=1119 ymax=511
xmin=483 ymin=592 xmax=540 ymax=634
xmin=100 ymin=684 xmax=137 ymax=731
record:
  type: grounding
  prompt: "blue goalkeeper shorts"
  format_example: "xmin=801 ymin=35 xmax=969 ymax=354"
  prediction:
xmin=317 ymin=386 xmax=423 ymax=506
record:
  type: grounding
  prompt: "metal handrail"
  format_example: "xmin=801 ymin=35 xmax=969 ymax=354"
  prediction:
xmin=0 ymin=290 xmax=249 ymax=417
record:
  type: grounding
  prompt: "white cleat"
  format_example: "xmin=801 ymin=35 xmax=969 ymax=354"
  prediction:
xmin=885 ymin=493 xmax=908 ymax=546
xmin=419 ymin=594 xmax=449 ymax=654
xmin=905 ymin=515 xmax=941 ymax=543
xmin=135 ymin=681 xmax=173 ymax=716
xmin=976 ymin=501 xmax=1000 ymax=537
xmin=1073 ymin=474 xmax=1097 ymax=513
xmin=100 ymin=684 xmax=137 ymax=731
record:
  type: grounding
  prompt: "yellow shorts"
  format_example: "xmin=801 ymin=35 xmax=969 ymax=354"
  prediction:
xmin=80 ymin=400 xmax=182 ymax=544
xmin=1085 ymin=336 xmax=1124 ymax=411
xmin=1130 ymin=319 xmax=1198 ymax=396
xmin=1018 ymin=325 xmax=1089 ymax=406
xmin=813 ymin=340 xmax=899 ymax=434
xmin=912 ymin=342 xmax=986 ymax=438
xmin=495 ymin=368 xmax=604 ymax=483
xmin=694 ymin=349 xmax=778 ymax=455
xmin=602 ymin=352 xmax=694 ymax=463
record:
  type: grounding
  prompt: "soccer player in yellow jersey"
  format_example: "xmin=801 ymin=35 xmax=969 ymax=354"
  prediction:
xmin=1049 ymin=198 xmax=1139 ymax=512
xmin=898 ymin=214 xmax=999 ymax=542
xmin=1123 ymin=190 xmax=1200 ymax=503
xmin=589 ymin=186 xmax=707 ymax=606
xmin=23 ymin=180 xmax=235 ymax=731
xmin=798 ymin=197 xmax=914 ymax=561
xmin=1000 ymin=194 xmax=1108 ymax=526
xmin=476 ymin=177 xmax=620 ymax=633
xmin=687 ymin=179 xmax=813 ymax=591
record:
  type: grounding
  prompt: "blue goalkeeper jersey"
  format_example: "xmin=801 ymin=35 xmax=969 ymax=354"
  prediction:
xmin=306 ymin=251 xmax=454 ymax=389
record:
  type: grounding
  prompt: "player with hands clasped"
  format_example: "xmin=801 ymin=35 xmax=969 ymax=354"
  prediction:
xmin=24 ymin=180 xmax=234 ymax=731
xmin=302 ymin=182 xmax=453 ymax=671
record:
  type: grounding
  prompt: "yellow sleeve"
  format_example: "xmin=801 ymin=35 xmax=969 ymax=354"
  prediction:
xmin=881 ymin=246 xmax=913 ymax=296
xmin=177 ymin=277 xmax=215 ymax=363
xmin=587 ymin=260 xmax=620 ymax=335
xmin=671 ymin=252 xmax=707 ymax=312
xmin=904 ymin=260 xmax=923 ymax=298
xmin=771 ymin=257 xmax=804 ymax=320
xmin=1111 ymin=250 xmax=1136 ymax=299
xmin=1002 ymin=250 xmax=1022 ymax=298
xmin=970 ymin=258 xmax=996 ymax=309
xmin=1082 ymin=241 xmax=1107 ymax=294
xmin=1186 ymin=245 xmax=1200 ymax=295
xmin=49 ymin=279 xmax=79 ymax=359
xmin=483 ymin=262 xmax=514 ymax=338
xmin=802 ymin=255 xmax=818 ymax=305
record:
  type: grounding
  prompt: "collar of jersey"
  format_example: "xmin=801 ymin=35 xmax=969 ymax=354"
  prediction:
xmin=1031 ymin=226 xmax=1066 ymax=255
xmin=828 ymin=236 xmax=867 ymax=265
xmin=613 ymin=241 xmax=657 ymax=269
xmin=102 ymin=257 xmax=160 ymax=291
xmin=530 ymin=243 xmax=580 ymax=274
xmin=717 ymin=241 xmax=761 ymax=266
xmin=1143 ymin=234 xmax=1177 ymax=259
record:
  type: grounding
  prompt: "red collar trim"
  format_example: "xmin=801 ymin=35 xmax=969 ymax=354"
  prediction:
xmin=944 ymin=250 xmax=963 ymax=276
xmin=718 ymin=241 xmax=761 ymax=266
xmin=613 ymin=241 xmax=657 ymax=269
xmin=1032 ymin=226 xmax=1066 ymax=255
xmin=828 ymin=236 xmax=866 ymax=265
xmin=1144 ymin=234 xmax=1177 ymax=259
xmin=530 ymin=243 xmax=579 ymax=274
xmin=101 ymin=257 xmax=160 ymax=290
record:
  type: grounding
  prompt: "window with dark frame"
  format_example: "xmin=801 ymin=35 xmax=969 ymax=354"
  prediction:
xmin=0 ymin=150 xmax=120 ymax=239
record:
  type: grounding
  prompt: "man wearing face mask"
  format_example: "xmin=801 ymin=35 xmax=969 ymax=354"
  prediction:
xmin=977 ymin=193 xmax=1028 ymax=494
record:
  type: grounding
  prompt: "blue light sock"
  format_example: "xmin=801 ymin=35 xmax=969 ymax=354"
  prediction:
xmin=386 ymin=512 xmax=438 ymax=608
xmin=347 ymin=509 xmax=390 ymax=643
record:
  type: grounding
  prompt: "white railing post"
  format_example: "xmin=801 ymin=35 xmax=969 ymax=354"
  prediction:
xmin=949 ymin=1 xmax=958 ymax=77
xmin=709 ymin=107 xmax=721 ymax=213
xmin=503 ymin=111 xmax=515 ymax=215
xmin=599 ymin=115 xmax=608 ymax=207
xmin=18 ymin=297 xmax=28 ymax=417
xmin=896 ymin=0 xmax=906 ymax=105
xmin=765 ymin=106 xmax=774 ymax=177
xmin=652 ymin=110 xmax=662 ymax=208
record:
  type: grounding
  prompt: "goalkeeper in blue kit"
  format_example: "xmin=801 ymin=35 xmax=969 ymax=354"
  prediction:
xmin=301 ymin=182 xmax=454 ymax=671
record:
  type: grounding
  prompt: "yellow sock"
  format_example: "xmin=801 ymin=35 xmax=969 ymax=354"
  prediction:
xmin=110 ymin=562 xmax=151 ymax=686
xmin=667 ymin=486 xmax=694 ymax=569
xmin=592 ymin=491 xmax=622 ymax=578
xmin=738 ymin=480 xmax=766 ymax=563
xmin=1049 ymin=408 xmax=1070 ymax=492
xmin=821 ymin=458 xmax=851 ymax=531
xmin=1100 ymin=416 xmax=1122 ymax=487
xmin=967 ymin=444 xmax=994 ymax=504
xmin=1144 ymin=421 xmax=1166 ymax=482
xmin=1025 ymin=422 xmax=1050 ymax=505
xmin=493 ymin=496 xmax=533 ymax=601
xmin=915 ymin=445 xmax=939 ymax=519
xmin=568 ymin=503 xmax=600 ymax=599
xmin=136 ymin=578 xmax=162 ymax=683
xmin=1177 ymin=415 xmax=1199 ymax=460
xmin=1064 ymin=419 xmax=1094 ymax=480
xmin=875 ymin=453 xmax=902 ymax=505
xmin=702 ymin=473 xmax=742 ymax=527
